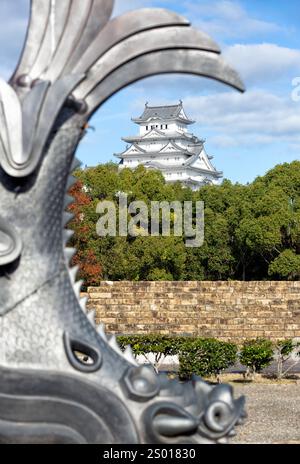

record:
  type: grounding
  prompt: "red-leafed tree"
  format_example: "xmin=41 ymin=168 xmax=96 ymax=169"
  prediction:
xmin=67 ymin=179 xmax=103 ymax=288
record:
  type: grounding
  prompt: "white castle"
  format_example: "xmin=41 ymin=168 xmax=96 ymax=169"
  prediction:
xmin=115 ymin=101 xmax=222 ymax=190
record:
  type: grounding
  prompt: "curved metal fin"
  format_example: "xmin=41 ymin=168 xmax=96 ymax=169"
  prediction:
xmin=0 ymin=101 xmax=10 ymax=162
xmin=10 ymin=0 xmax=52 ymax=83
xmin=22 ymin=80 xmax=50 ymax=161
xmin=85 ymin=49 xmax=245 ymax=116
xmin=64 ymin=0 xmax=114 ymax=74
xmin=30 ymin=0 xmax=71 ymax=79
xmin=74 ymin=8 xmax=190 ymax=74
xmin=0 ymin=78 xmax=22 ymax=166
xmin=43 ymin=0 xmax=94 ymax=82
xmin=75 ymin=25 xmax=221 ymax=100
xmin=19 ymin=74 xmax=85 ymax=177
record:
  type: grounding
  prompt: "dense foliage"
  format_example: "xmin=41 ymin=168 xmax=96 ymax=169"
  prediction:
xmin=178 ymin=338 xmax=238 ymax=381
xmin=68 ymin=161 xmax=300 ymax=285
xmin=239 ymin=338 xmax=274 ymax=377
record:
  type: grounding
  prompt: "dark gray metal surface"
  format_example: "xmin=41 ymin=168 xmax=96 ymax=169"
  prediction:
xmin=0 ymin=0 xmax=246 ymax=444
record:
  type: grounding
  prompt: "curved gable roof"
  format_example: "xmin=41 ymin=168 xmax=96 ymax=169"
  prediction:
xmin=133 ymin=101 xmax=194 ymax=124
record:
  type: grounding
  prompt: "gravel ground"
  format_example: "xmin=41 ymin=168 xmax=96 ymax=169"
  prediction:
xmin=232 ymin=383 xmax=300 ymax=444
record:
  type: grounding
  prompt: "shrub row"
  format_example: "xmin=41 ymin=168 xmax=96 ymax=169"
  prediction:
xmin=117 ymin=334 xmax=300 ymax=380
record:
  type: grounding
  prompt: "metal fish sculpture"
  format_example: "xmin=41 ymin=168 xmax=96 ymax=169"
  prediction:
xmin=0 ymin=0 xmax=246 ymax=444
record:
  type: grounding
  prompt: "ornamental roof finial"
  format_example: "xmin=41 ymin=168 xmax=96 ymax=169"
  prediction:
xmin=145 ymin=101 xmax=149 ymax=107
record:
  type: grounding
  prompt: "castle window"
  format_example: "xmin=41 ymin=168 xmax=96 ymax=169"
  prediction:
xmin=146 ymin=126 xmax=148 ymax=130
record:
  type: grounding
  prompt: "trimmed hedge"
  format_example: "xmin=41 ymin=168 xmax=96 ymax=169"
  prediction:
xmin=178 ymin=338 xmax=237 ymax=381
xmin=117 ymin=334 xmax=194 ymax=372
xmin=116 ymin=334 xmax=298 ymax=380
xmin=239 ymin=338 xmax=273 ymax=378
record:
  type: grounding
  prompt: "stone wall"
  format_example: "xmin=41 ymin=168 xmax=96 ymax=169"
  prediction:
xmin=84 ymin=281 xmax=300 ymax=343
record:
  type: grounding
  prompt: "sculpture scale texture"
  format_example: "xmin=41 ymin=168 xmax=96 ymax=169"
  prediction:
xmin=0 ymin=0 xmax=246 ymax=444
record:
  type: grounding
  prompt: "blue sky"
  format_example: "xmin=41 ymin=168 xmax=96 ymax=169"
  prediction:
xmin=0 ymin=0 xmax=299 ymax=184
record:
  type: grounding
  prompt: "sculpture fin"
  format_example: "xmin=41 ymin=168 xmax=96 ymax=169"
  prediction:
xmin=124 ymin=346 xmax=138 ymax=366
xmin=75 ymin=25 xmax=221 ymax=100
xmin=74 ymin=8 xmax=190 ymax=74
xmin=97 ymin=323 xmax=107 ymax=341
xmin=64 ymin=195 xmax=74 ymax=209
xmin=63 ymin=229 xmax=74 ymax=245
xmin=73 ymin=280 xmax=83 ymax=297
xmin=87 ymin=309 xmax=96 ymax=326
xmin=69 ymin=265 xmax=79 ymax=283
xmin=85 ymin=49 xmax=244 ymax=116
xmin=63 ymin=212 xmax=74 ymax=226
xmin=80 ymin=295 xmax=89 ymax=311
xmin=65 ymin=247 xmax=76 ymax=263
xmin=109 ymin=334 xmax=123 ymax=355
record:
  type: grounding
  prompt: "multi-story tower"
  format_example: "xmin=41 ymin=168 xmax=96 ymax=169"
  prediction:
xmin=115 ymin=101 xmax=222 ymax=190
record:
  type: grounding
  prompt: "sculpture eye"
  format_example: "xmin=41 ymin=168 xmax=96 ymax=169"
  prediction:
xmin=63 ymin=332 xmax=102 ymax=373
xmin=74 ymin=351 xmax=94 ymax=365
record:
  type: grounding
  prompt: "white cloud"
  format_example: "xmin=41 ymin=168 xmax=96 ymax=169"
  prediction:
xmin=224 ymin=43 xmax=300 ymax=85
xmin=183 ymin=0 xmax=283 ymax=41
xmin=183 ymin=89 xmax=300 ymax=149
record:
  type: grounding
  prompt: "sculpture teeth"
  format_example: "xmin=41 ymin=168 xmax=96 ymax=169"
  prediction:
xmin=66 ymin=175 xmax=76 ymax=191
xmin=80 ymin=295 xmax=89 ymax=311
xmin=65 ymin=247 xmax=76 ymax=263
xmin=69 ymin=265 xmax=79 ymax=283
xmin=73 ymin=280 xmax=83 ymax=297
xmin=123 ymin=345 xmax=138 ymax=366
xmin=87 ymin=309 xmax=96 ymax=326
xmin=63 ymin=229 xmax=74 ymax=245
xmin=71 ymin=157 xmax=81 ymax=172
xmin=64 ymin=194 xmax=74 ymax=209
xmin=109 ymin=334 xmax=122 ymax=354
xmin=97 ymin=323 xmax=107 ymax=341
xmin=63 ymin=211 xmax=74 ymax=226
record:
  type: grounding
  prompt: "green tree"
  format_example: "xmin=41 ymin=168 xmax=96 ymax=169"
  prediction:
xmin=70 ymin=161 xmax=300 ymax=285
xmin=268 ymin=250 xmax=300 ymax=280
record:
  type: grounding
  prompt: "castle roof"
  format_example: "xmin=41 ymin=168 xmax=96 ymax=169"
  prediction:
xmin=132 ymin=101 xmax=194 ymax=124
xmin=143 ymin=160 xmax=222 ymax=177
xmin=122 ymin=130 xmax=200 ymax=144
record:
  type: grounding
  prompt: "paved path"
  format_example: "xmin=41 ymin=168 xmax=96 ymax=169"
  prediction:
xmin=232 ymin=383 xmax=300 ymax=444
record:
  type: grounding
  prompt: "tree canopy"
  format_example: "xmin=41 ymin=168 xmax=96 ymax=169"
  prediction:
xmin=68 ymin=161 xmax=300 ymax=286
